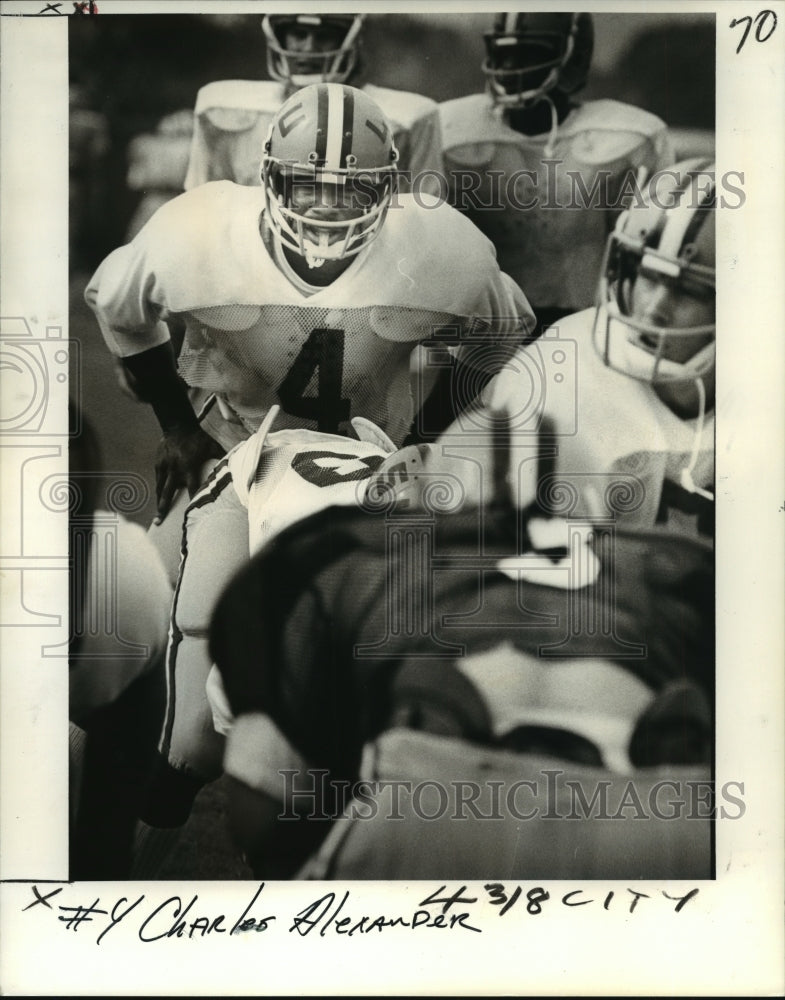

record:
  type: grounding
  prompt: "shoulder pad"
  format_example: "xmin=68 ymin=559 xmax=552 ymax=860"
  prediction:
xmin=563 ymin=100 xmax=668 ymax=140
xmin=194 ymin=79 xmax=286 ymax=132
xmin=439 ymin=94 xmax=518 ymax=161
xmin=361 ymin=83 xmax=438 ymax=132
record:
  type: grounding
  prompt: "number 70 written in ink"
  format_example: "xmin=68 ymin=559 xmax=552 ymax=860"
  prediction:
xmin=730 ymin=10 xmax=777 ymax=54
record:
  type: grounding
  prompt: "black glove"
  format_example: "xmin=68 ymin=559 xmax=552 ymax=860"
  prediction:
xmin=153 ymin=425 xmax=225 ymax=524
xmin=120 ymin=343 xmax=225 ymax=523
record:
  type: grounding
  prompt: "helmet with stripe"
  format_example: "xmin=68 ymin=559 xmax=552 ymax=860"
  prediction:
xmin=482 ymin=12 xmax=594 ymax=109
xmin=593 ymin=159 xmax=716 ymax=386
xmin=262 ymin=83 xmax=399 ymax=267
xmin=262 ymin=13 xmax=364 ymax=89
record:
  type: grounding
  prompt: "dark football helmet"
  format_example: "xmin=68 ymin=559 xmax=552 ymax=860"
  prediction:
xmin=482 ymin=12 xmax=594 ymax=109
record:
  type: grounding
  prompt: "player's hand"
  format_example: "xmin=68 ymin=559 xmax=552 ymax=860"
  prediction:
xmin=153 ymin=426 xmax=225 ymax=524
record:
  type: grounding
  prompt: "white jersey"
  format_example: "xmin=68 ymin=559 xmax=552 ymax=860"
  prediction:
xmin=440 ymin=96 xmax=674 ymax=311
xmin=85 ymin=182 xmax=533 ymax=450
xmin=435 ymin=308 xmax=714 ymax=541
xmin=185 ymin=79 xmax=444 ymax=194
xmin=226 ymin=413 xmax=395 ymax=556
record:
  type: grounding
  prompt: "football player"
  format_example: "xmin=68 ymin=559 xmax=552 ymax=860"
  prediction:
xmin=432 ymin=159 xmax=716 ymax=543
xmin=129 ymin=405 xmax=430 ymax=876
xmin=207 ymin=426 xmax=715 ymax=880
xmin=127 ymin=13 xmax=444 ymax=237
xmin=439 ymin=13 xmax=676 ymax=332
xmin=86 ymin=83 xmax=533 ymax=543
xmin=87 ymin=86 xmax=532 ymax=875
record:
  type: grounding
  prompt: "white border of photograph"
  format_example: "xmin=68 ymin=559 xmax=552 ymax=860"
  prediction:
xmin=1 ymin=0 xmax=783 ymax=995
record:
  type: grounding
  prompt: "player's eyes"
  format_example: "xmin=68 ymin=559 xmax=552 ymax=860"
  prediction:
xmin=679 ymin=277 xmax=715 ymax=301
xmin=286 ymin=28 xmax=310 ymax=45
xmin=639 ymin=333 xmax=662 ymax=351
xmin=316 ymin=29 xmax=344 ymax=50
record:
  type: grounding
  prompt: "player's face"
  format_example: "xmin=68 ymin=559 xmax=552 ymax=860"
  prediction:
xmin=630 ymin=273 xmax=715 ymax=363
xmin=289 ymin=179 xmax=376 ymax=245
xmin=283 ymin=24 xmax=345 ymax=70
xmin=289 ymin=176 xmax=380 ymax=245
xmin=494 ymin=38 xmax=561 ymax=98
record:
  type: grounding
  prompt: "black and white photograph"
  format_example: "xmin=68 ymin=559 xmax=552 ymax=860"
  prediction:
xmin=1 ymin=1 xmax=783 ymax=995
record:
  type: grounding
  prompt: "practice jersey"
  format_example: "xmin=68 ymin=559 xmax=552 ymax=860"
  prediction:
xmin=185 ymin=79 xmax=444 ymax=193
xmin=439 ymin=96 xmax=674 ymax=311
xmin=210 ymin=501 xmax=714 ymax=790
xmin=227 ymin=412 xmax=404 ymax=555
xmin=85 ymin=182 xmax=533 ymax=451
xmin=435 ymin=308 xmax=715 ymax=541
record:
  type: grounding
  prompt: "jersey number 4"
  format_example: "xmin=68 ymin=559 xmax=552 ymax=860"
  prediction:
xmin=278 ymin=327 xmax=351 ymax=433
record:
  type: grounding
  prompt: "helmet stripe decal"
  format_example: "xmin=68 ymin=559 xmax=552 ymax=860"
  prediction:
xmin=659 ymin=166 xmax=715 ymax=259
xmin=504 ymin=12 xmax=518 ymax=35
xmin=339 ymin=86 xmax=355 ymax=168
xmin=315 ymin=84 xmax=329 ymax=166
xmin=325 ymin=84 xmax=345 ymax=169
xmin=644 ymin=159 xmax=712 ymax=251
xmin=679 ymin=184 xmax=716 ymax=258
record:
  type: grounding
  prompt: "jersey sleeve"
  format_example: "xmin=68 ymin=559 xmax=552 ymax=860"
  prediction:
xmin=85 ymin=182 xmax=252 ymax=358
xmin=571 ymin=100 xmax=677 ymax=210
xmin=392 ymin=198 xmax=536 ymax=343
xmin=84 ymin=235 xmax=172 ymax=358
xmin=451 ymin=267 xmax=537 ymax=374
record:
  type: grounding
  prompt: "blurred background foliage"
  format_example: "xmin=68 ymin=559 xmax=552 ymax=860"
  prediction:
xmin=69 ymin=11 xmax=715 ymax=272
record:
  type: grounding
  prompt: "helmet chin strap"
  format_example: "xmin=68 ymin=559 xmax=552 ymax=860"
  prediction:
xmin=304 ymin=251 xmax=327 ymax=269
xmin=680 ymin=377 xmax=713 ymax=500
xmin=303 ymin=230 xmax=332 ymax=269
xmin=543 ymin=94 xmax=559 ymax=157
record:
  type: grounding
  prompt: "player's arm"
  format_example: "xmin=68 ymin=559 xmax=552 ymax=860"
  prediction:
xmin=84 ymin=240 xmax=224 ymax=522
xmin=408 ymin=271 xmax=536 ymax=443
xmin=122 ymin=343 xmax=224 ymax=522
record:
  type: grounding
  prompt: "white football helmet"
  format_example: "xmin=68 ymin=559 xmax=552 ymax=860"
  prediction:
xmin=593 ymin=159 xmax=716 ymax=386
xmin=261 ymin=83 xmax=398 ymax=268
xmin=262 ymin=13 xmax=364 ymax=89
